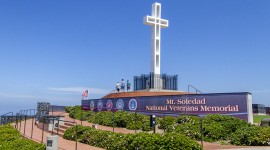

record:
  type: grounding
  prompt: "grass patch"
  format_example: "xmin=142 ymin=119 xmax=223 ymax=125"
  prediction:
xmin=253 ymin=115 xmax=270 ymax=123
xmin=0 ymin=124 xmax=45 ymax=150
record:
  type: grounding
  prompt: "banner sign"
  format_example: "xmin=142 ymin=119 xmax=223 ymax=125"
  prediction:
xmin=82 ymin=92 xmax=252 ymax=122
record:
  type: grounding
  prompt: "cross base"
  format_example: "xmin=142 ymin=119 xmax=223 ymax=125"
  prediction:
xmin=134 ymin=72 xmax=178 ymax=91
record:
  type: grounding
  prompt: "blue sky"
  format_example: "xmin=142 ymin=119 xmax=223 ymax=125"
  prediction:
xmin=0 ymin=0 xmax=270 ymax=114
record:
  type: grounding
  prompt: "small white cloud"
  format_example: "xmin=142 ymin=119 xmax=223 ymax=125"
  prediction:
xmin=48 ymin=87 xmax=109 ymax=95
xmin=0 ymin=93 xmax=40 ymax=99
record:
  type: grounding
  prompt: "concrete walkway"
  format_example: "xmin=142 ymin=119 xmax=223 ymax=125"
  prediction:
xmin=13 ymin=112 xmax=270 ymax=150
xmin=63 ymin=113 xmax=270 ymax=150
xmin=14 ymin=118 xmax=103 ymax=150
xmin=63 ymin=112 xmax=138 ymax=134
xmin=221 ymin=148 xmax=270 ymax=150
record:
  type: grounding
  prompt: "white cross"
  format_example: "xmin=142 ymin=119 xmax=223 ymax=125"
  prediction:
xmin=144 ymin=2 xmax=168 ymax=75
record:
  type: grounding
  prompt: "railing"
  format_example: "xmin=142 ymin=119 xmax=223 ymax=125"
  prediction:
xmin=0 ymin=112 xmax=14 ymax=125
xmin=12 ymin=109 xmax=78 ymax=150
xmin=188 ymin=85 xmax=202 ymax=94
xmin=0 ymin=105 xmax=80 ymax=149
xmin=49 ymin=105 xmax=66 ymax=115
xmin=42 ymin=117 xmax=78 ymax=150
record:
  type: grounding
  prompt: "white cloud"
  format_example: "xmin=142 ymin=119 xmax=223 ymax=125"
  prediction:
xmin=0 ymin=93 xmax=40 ymax=99
xmin=48 ymin=87 xmax=110 ymax=95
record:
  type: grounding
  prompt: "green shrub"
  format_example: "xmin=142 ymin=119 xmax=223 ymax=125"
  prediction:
xmin=64 ymin=125 xmax=202 ymax=150
xmin=175 ymin=115 xmax=201 ymax=140
xmin=64 ymin=106 xmax=73 ymax=113
xmin=158 ymin=116 xmax=177 ymax=132
xmin=203 ymin=114 xmax=249 ymax=141
xmin=0 ymin=125 xmax=45 ymax=150
xmin=230 ymin=125 xmax=270 ymax=146
xmin=68 ymin=106 xmax=152 ymax=131
xmin=174 ymin=114 xmax=250 ymax=142
xmin=113 ymin=111 xmax=129 ymax=127
xmin=68 ymin=106 xmax=95 ymax=121
xmin=126 ymin=112 xmax=151 ymax=131
xmin=63 ymin=125 xmax=89 ymax=141
xmin=68 ymin=106 xmax=269 ymax=146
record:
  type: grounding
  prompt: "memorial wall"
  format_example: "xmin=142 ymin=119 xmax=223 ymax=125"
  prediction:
xmin=82 ymin=92 xmax=253 ymax=123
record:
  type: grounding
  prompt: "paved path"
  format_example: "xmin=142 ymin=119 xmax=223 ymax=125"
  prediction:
xmin=13 ymin=112 xmax=270 ymax=150
xmin=63 ymin=113 xmax=270 ymax=150
xmin=63 ymin=112 xmax=138 ymax=134
xmin=14 ymin=118 xmax=103 ymax=150
xmin=203 ymin=142 xmax=270 ymax=150
xmin=220 ymin=148 xmax=270 ymax=150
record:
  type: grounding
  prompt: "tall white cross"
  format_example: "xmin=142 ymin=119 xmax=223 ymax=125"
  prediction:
xmin=144 ymin=2 xmax=168 ymax=75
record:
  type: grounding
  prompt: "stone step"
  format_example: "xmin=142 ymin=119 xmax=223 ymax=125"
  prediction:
xmin=49 ymin=131 xmax=64 ymax=137
xmin=55 ymin=127 xmax=65 ymax=133
xmin=59 ymin=125 xmax=70 ymax=129
xmin=64 ymin=122 xmax=75 ymax=127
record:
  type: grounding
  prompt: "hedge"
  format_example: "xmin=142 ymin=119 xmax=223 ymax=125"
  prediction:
xmin=63 ymin=125 xmax=202 ymax=150
xmin=66 ymin=106 xmax=270 ymax=146
xmin=172 ymin=114 xmax=249 ymax=142
xmin=0 ymin=125 xmax=45 ymax=150
xmin=230 ymin=125 xmax=270 ymax=146
xmin=66 ymin=106 xmax=151 ymax=131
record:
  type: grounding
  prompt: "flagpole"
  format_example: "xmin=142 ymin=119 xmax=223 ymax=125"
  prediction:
xmin=80 ymin=98 xmax=82 ymax=125
xmin=81 ymin=91 xmax=84 ymax=126
xmin=81 ymin=90 xmax=88 ymax=125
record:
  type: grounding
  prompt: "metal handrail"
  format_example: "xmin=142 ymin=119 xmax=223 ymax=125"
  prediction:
xmin=20 ymin=109 xmax=37 ymax=116
xmin=1 ymin=112 xmax=13 ymax=117
xmin=47 ymin=118 xmax=78 ymax=150
xmin=188 ymin=85 xmax=202 ymax=94
xmin=0 ymin=112 xmax=14 ymax=125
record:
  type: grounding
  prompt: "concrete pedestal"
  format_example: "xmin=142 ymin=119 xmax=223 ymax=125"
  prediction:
xmin=92 ymin=124 xmax=97 ymax=129
xmin=46 ymin=135 xmax=58 ymax=150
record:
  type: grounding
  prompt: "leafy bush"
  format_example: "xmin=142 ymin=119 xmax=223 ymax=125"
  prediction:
xmin=174 ymin=114 xmax=250 ymax=142
xmin=68 ymin=106 xmax=151 ymax=131
xmin=125 ymin=132 xmax=202 ymax=150
xmin=68 ymin=106 xmax=95 ymax=121
xmin=230 ymin=125 xmax=270 ymax=146
xmin=64 ymin=106 xmax=73 ymax=113
xmin=64 ymin=125 xmax=202 ymax=150
xmin=0 ymin=125 xmax=45 ymax=150
xmin=203 ymin=114 xmax=249 ymax=141
xmin=158 ymin=116 xmax=176 ymax=132
xmin=67 ymin=106 xmax=270 ymax=146
xmin=175 ymin=115 xmax=201 ymax=140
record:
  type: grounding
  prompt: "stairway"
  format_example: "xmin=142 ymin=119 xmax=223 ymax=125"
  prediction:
xmin=51 ymin=122 xmax=75 ymax=136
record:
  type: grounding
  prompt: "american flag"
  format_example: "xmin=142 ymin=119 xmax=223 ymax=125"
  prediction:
xmin=82 ymin=90 xmax=88 ymax=97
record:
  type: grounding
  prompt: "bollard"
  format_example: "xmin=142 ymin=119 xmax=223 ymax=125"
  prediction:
xmin=46 ymin=135 xmax=58 ymax=150
xmin=24 ymin=115 xmax=27 ymax=135
xmin=52 ymin=118 xmax=54 ymax=135
xmin=135 ymin=112 xmax=137 ymax=134
xmin=42 ymin=122 xmax=45 ymax=143
xmin=31 ymin=117 xmax=34 ymax=138
xmin=92 ymin=124 xmax=97 ymax=129
xmin=150 ymin=115 xmax=156 ymax=133
xmin=57 ymin=119 xmax=59 ymax=135
xmin=112 ymin=112 xmax=115 ymax=132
